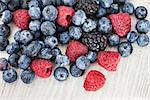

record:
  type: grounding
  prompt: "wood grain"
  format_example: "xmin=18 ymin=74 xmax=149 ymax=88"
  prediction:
xmin=0 ymin=0 xmax=150 ymax=100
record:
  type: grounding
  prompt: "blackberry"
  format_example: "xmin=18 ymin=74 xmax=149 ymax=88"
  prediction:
xmin=75 ymin=0 xmax=99 ymax=15
xmin=81 ymin=32 xmax=107 ymax=52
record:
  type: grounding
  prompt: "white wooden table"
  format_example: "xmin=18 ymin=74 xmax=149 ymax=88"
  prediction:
xmin=0 ymin=0 xmax=150 ymax=100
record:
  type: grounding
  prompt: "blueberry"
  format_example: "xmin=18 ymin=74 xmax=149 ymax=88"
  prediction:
xmin=7 ymin=0 xmax=20 ymax=11
xmin=62 ymin=0 xmax=77 ymax=6
xmin=0 ymin=1 xmax=7 ymax=14
xmin=29 ymin=7 xmax=41 ymax=20
xmin=8 ymin=53 xmax=19 ymax=68
xmin=70 ymin=64 xmax=84 ymax=77
xmin=0 ymin=58 xmax=8 ymax=71
xmin=41 ymin=21 xmax=56 ymax=36
xmin=97 ymin=7 xmax=107 ymax=18
xmin=14 ymin=30 xmax=33 ymax=45
xmin=29 ymin=20 xmax=41 ymax=31
xmin=72 ymin=10 xmax=87 ymax=26
xmin=107 ymin=3 xmax=120 ymax=14
xmin=3 ymin=68 xmax=17 ymax=83
xmin=51 ymin=47 xmax=62 ymax=60
xmin=54 ymin=67 xmax=69 ymax=81
xmin=82 ymin=19 xmax=97 ymax=32
xmin=1 ymin=10 xmax=13 ymax=24
xmin=0 ymin=35 xmax=9 ymax=51
xmin=44 ymin=36 xmax=58 ymax=49
xmin=98 ymin=17 xmax=112 ymax=34
xmin=58 ymin=32 xmax=70 ymax=44
xmin=136 ymin=19 xmax=150 ymax=34
xmin=108 ymin=34 xmax=120 ymax=46
xmin=69 ymin=26 xmax=82 ymax=40
xmin=38 ymin=48 xmax=52 ymax=59
xmin=76 ymin=56 xmax=90 ymax=70
xmin=135 ymin=6 xmax=147 ymax=19
xmin=137 ymin=34 xmax=149 ymax=47
xmin=6 ymin=42 xmax=20 ymax=54
xmin=100 ymin=0 xmax=114 ymax=8
xmin=86 ymin=51 xmax=97 ymax=63
xmin=42 ymin=5 xmax=58 ymax=21
xmin=55 ymin=55 xmax=70 ymax=67
xmin=118 ymin=42 xmax=133 ymax=57
xmin=37 ymin=40 xmax=45 ymax=48
xmin=127 ymin=31 xmax=138 ymax=43
xmin=18 ymin=55 xmax=31 ymax=70
xmin=23 ymin=41 xmax=42 ymax=57
xmin=20 ymin=0 xmax=30 ymax=9
xmin=41 ymin=0 xmax=52 ymax=6
xmin=122 ymin=2 xmax=134 ymax=15
xmin=30 ymin=31 xmax=41 ymax=39
xmin=0 ymin=24 xmax=10 ymax=37
xmin=20 ymin=69 xmax=35 ymax=84
xmin=28 ymin=0 xmax=39 ymax=8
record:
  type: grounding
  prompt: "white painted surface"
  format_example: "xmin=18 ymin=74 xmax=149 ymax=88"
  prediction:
xmin=0 ymin=0 xmax=149 ymax=100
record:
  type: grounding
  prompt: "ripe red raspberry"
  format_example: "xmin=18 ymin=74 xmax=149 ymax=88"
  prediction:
xmin=109 ymin=13 xmax=131 ymax=37
xmin=30 ymin=59 xmax=53 ymax=78
xmin=83 ymin=70 xmax=106 ymax=91
xmin=97 ymin=51 xmax=121 ymax=71
xmin=66 ymin=40 xmax=88 ymax=62
xmin=13 ymin=9 xmax=30 ymax=30
xmin=57 ymin=6 xmax=75 ymax=27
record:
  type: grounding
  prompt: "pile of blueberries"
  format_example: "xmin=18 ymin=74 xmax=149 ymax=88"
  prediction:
xmin=0 ymin=0 xmax=150 ymax=84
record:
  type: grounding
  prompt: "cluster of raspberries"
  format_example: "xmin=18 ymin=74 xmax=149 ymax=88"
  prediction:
xmin=0 ymin=0 xmax=150 ymax=92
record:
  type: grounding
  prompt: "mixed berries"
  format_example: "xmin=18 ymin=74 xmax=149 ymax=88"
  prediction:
xmin=0 ymin=0 xmax=149 ymax=92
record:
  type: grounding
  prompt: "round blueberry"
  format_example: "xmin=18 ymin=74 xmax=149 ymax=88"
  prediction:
xmin=3 ymin=68 xmax=17 ymax=83
xmin=69 ymin=26 xmax=82 ymax=40
xmin=137 ymin=34 xmax=149 ymax=47
xmin=28 ymin=0 xmax=39 ymax=8
xmin=45 ymin=36 xmax=58 ymax=49
xmin=97 ymin=7 xmax=107 ymax=18
xmin=51 ymin=47 xmax=62 ymax=60
xmin=20 ymin=0 xmax=30 ymax=9
xmin=82 ymin=19 xmax=97 ymax=32
xmin=136 ymin=19 xmax=150 ymax=34
xmin=70 ymin=64 xmax=84 ymax=77
xmin=135 ymin=6 xmax=147 ymax=19
xmin=7 ymin=0 xmax=20 ymax=11
xmin=100 ymin=0 xmax=114 ymax=8
xmin=0 ymin=35 xmax=9 ymax=51
xmin=86 ymin=51 xmax=97 ymax=63
xmin=6 ymin=42 xmax=20 ymax=54
xmin=8 ymin=53 xmax=19 ymax=68
xmin=118 ymin=42 xmax=133 ymax=57
xmin=98 ymin=17 xmax=112 ymax=34
xmin=1 ymin=10 xmax=13 ymax=24
xmin=72 ymin=10 xmax=87 ymax=26
xmin=55 ymin=55 xmax=70 ymax=67
xmin=41 ymin=0 xmax=52 ymax=6
xmin=54 ymin=67 xmax=69 ymax=81
xmin=41 ymin=21 xmax=56 ymax=36
xmin=29 ymin=7 xmax=41 ymax=20
xmin=76 ymin=56 xmax=90 ymax=70
xmin=21 ymin=69 xmax=35 ymax=84
xmin=38 ymin=48 xmax=52 ymax=59
xmin=0 ymin=58 xmax=8 ymax=71
xmin=59 ymin=32 xmax=70 ymax=44
xmin=29 ymin=20 xmax=41 ymax=31
xmin=107 ymin=3 xmax=120 ymax=14
xmin=42 ymin=5 xmax=58 ymax=21
xmin=18 ymin=55 xmax=31 ymax=70
xmin=108 ymin=34 xmax=120 ymax=46
xmin=127 ymin=31 xmax=138 ymax=43
xmin=122 ymin=2 xmax=135 ymax=15
xmin=0 ymin=24 xmax=10 ymax=37
xmin=30 ymin=31 xmax=41 ymax=39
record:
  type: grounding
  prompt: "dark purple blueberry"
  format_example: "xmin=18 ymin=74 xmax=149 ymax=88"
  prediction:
xmin=8 ymin=53 xmax=20 ymax=68
xmin=0 ymin=58 xmax=8 ymax=71
xmin=137 ymin=34 xmax=149 ymax=47
xmin=7 ymin=0 xmax=20 ymax=11
xmin=127 ymin=31 xmax=138 ymax=43
xmin=114 ymin=0 xmax=126 ymax=5
xmin=70 ymin=64 xmax=84 ymax=77
xmin=20 ymin=69 xmax=35 ymax=84
xmin=0 ymin=24 xmax=10 ymax=37
xmin=20 ymin=0 xmax=31 ymax=9
xmin=18 ymin=55 xmax=31 ymax=70
xmin=1 ymin=10 xmax=13 ymax=24
xmin=3 ymin=68 xmax=17 ymax=83
xmin=38 ymin=48 xmax=52 ymax=59
xmin=97 ymin=7 xmax=107 ymax=18
xmin=122 ymin=2 xmax=135 ymax=15
xmin=58 ymin=32 xmax=70 ymax=44
xmin=55 ymin=55 xmax=70 ymax=67
xmin=6 ymin=42 xmax=20 ymax=54
xmin=135 ymin=6 xmax=148 ymax=19
xmin=44 ymin=36 xmax=58 ymax=49
xmin=30 ymin=31 xmax=41 ymax=39
xmin=108 ymin=34 xmax=120 ymax=46
xmin=54 ymin=67 xmax=69 ymax=81
xmin=76 ymin=56 xmax=90 ymax=70
xmin=0 ymin=36 xmax=9 ymax=51
xmin=86 ymin=51 xmax=97 ymax=63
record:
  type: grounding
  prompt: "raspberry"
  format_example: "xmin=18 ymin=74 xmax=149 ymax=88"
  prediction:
xmin=57 ymin=6 xmax=75 ymax=27
xmin=13 ymin=9 xmax=30 ymax=30
xmin=109 ymin=13 xmax=131 ymax=37
xmin=97 ymin=51 xmax=121 ymax=71
xmin=30 ymin=59 xmax=53 ymax=78
xmin=66 ymin=40 xmax=88 ymax=62
xmin=83 ymin=70 xmax=106 ymax=91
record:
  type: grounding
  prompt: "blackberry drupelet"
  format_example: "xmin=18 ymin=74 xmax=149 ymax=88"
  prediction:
xmin=81 ymin=32 xmax=107 ymax=52
xmin=75 ymin=0 xmax=99 ymax=15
